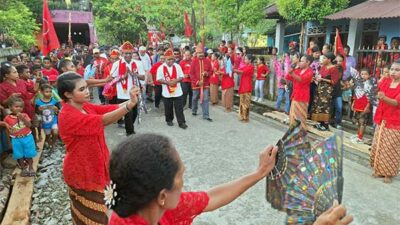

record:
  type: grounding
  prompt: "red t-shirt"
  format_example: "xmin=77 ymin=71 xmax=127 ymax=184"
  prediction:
xmin=150 ymin=61 xmax=163 ymax=86
xmin=179 ymin=59 xmax=192 ymax=83
xmin=374 ymin=78 xmax=400 ymax=130
xmin=42 ymin=68 xmax=59 ymax=80
xmin=4 ymin=113 xmax=31 ymax=137
xmin=109 ymin=192 xmax=209 ymax=225
xmin=238 ymin=64 xmax=254 ymax=94
xmin=256 ymin=64 xmax=270 ymax=80
xmin=353 ymin=95 xmax=369 ymax=112
xmin=285 ymin=68 xmax=314 ymax=102
xmin=0 ymin=79 xmax=35 ymax=119
xmin=58 ymin=102 xmax=119 ymax=191
xmin=210 ymin=59 xmax=220 ymax=85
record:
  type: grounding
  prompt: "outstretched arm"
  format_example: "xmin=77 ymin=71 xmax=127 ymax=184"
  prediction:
xmin=203 ymin=145 xmax=278 ymax=212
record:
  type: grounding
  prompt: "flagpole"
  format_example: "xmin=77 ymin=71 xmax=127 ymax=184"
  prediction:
xmin=68 ymin=12 xmax=72 ymax=46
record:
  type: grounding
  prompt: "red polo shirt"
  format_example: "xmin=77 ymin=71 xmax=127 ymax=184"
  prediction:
xmin=179 ymin=59 xmax=192 ymax=83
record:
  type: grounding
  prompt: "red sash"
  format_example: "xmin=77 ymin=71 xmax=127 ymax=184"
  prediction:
xmin=163 ymin=65 xmax=177 ymax=94
xmin=118 ymin=60 xmax=137 ymax=92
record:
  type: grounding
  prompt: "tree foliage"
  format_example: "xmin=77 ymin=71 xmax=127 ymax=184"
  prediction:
xmin=0 ymin=0 xmax=39 ymax=49
xmin=276 ymin=0 xmax=349 ymax=22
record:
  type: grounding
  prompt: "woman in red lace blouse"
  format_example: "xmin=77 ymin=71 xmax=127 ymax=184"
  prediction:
xmin=107 ymin=134 xmax=353 ymax=225
xmin=57 ymin=72 xmax=139 ymax=225
xmin=370 ymin=60 xmax=400 ymax=183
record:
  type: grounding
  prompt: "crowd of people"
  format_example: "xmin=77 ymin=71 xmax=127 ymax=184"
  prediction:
xmin=0 ymin=36 xmax=399 ymax=225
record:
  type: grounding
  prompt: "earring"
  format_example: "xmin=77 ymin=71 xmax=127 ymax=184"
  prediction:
xmin=161 ymin=201 xmax=165 ymax=206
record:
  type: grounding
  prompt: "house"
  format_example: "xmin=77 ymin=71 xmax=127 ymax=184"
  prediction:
xmin=49 ymin=0 xmax=97 ymax=45
xmin=266 ymin=0 xmax=399 ymax=76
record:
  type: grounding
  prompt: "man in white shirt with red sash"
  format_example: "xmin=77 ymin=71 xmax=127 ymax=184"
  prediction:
xmin=156 ymin=48 xmax=187 ymax=129
xmin=111 ymin=41 xmax=145 ymax=135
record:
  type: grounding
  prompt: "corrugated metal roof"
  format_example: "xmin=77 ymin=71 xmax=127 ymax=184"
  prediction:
xmin=326 ymin=0 xmax=400 ymax=20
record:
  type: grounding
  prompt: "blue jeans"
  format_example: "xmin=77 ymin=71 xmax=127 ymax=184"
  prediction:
xmin=192 ymin=89 xmax=210 ymax=119
xmin=334 ymin=96 xmax=343 ymax=125
xmin=276 ymin=88 xmax=290 ymax=113
xmin=255 ymin=80 xmax=265 ymax=99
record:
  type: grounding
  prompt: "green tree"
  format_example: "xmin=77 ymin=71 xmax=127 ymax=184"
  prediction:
xmin=0 ymin=0 xmax=40 ymax=49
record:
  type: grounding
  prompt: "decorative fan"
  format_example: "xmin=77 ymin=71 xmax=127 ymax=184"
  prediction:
xmin=266 ymin=121 xmax=310 ymax=211
xmin=266 ymin=123 xmax=344 ymax=224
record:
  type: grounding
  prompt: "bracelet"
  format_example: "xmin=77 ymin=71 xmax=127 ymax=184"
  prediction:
xmin=125 ymin=103 xmax=131 ymax=112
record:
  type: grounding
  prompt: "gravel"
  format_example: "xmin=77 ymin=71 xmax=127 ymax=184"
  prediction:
xmin=30 ymin=147 xmax=70 ymax=225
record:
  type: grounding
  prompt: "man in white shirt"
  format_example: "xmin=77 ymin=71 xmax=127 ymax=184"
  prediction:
xmin=110 ymin=41 xmax=145 ymax=135
xmin=156 ymin=48 xmax=187 ymax=129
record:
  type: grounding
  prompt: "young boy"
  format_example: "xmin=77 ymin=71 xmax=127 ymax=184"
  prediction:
xmin=41 ymin=57 xmax=59 ymax=81
xmin=350 ymin=68 xmax=377 ymax=143
xmin=4 ymin=97 xmax=37 ymax=177
xmin=35 ymin=84 xmax=61 ymax=150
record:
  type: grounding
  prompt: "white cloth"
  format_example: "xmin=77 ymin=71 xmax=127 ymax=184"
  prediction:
xmin=156 ymin=63 xmax=184 ymax=98
xmin=139 ymin=53 xmax=152 ymax=71
xmin=111 ymin=59 xmax=145 ymax=99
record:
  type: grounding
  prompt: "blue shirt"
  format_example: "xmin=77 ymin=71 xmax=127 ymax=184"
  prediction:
xmin=35 ymin=98 xmax=60 ymax=129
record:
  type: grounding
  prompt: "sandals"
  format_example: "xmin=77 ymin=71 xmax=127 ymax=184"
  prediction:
xmin=20 ymin=168 xmax=30 ymax=177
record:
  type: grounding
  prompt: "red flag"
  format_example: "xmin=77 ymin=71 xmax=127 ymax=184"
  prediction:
xmin=184 ymin=10 xmax=192 ymax=38
xmin=335 ymin=28 xmax=346 ymax=70
xmin=42 ymin=0 xmax=60 ymax=56
xmin=160 ymin=22 xmax=166 ymax=41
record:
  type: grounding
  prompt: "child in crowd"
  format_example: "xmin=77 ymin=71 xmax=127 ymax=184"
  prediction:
xmin=41 ymin=57 xmax=59 ymax=80
xmin=379 ymin=64 xmax=391 ymax=82
xmin=351 ymin=68 xmax=377 ymax=143
xmin=4 ymin=97 xmax=37 ymax=177
xmin=35 ymin=84 xmax=61 ymax=150
xmin=254 ymin=56 xmax=270 ymax=102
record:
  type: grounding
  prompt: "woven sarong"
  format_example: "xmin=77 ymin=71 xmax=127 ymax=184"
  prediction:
xmin=69 ymin=187 xmax=108 ymax=225
xmin=289 ymin=101 xmax=309 ymax=131
xmin=239 ymin=93 xmax=251 ymax=121
xmin=370 ymin=121 xmax=400 ymax=177
xmin=222 ymin=88 xmax=233 ymax=111
xmin=210 ymin=84 xmax=219 ymax=105
xmin=311 ymin=81 xmax=333 ymax=122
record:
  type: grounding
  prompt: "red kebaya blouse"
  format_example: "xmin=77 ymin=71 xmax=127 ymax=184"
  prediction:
xmin=58 ymin=102 xmax=118 ymax=191
xmin=220 ymin=68 xmax=234 ymax=90
xmin=210 ymin=60 xmax=220 ymax=85
xmin=238 ymin=64 xmax=254 ymax=94
xmin=285 ymin=68 xmax=314 ymax=102
xmin=109 ymin=192 xmax=209 ymax=225
xmin=374 ymin=78 xmax=400 ymax=130
xmin=319 ymin=65 xmax=340 ymax=85
xmin=0 ymin=79 xmax=35 ymax=119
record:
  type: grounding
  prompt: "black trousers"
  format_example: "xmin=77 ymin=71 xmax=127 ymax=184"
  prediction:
xmin=117 ymin=99 xmax=138 ymax=135
xmin=154 ymin=85 xmax=163 ymax=108
xmin=163 ymin=96 xmax=185 ymax=125
xmin=181 ymin=82 xmax=193 ymax=108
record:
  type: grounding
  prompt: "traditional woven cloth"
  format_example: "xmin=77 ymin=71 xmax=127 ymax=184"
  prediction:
xmin=69 ymin=187 xmax=108 ymax=225
xmin=210 ymin=84 xmax=219 ymax=104
xmin=289 ymin=101 xmax=309 ymax=131
xmin=370 ymin=121 xmax=400 ymax=177
xmin=221 ymin=88 xmax=233 ymax=111
xmin=311 ymin=81 xmax=333 ymax=122
xmin=239 ymin=93 xmax=251 ymax=121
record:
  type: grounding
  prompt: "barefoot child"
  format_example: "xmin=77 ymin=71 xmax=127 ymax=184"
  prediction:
xmin=35 ymin=84 xmax=60 ymax=150
xmin=4 ymin=97 xmax=37 ymax=177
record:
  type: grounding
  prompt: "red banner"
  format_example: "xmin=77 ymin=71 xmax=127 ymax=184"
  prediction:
xmin=42 ymin=0 xmax=60 ymax=56
xmin=184 ymin=10 xmax=192 ymax=38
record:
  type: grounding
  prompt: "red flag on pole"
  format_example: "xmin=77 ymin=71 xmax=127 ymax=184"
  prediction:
xmin=335 ymin=28 xmax=346 ymax=70
xmin=184 ymin=10 xmax=192 ymax=38
xmin=42 ymin=0 xmax=60 ymax=56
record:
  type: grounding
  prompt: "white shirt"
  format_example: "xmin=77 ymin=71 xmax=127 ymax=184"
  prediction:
xmin=111 ymin=59 xmax=145 ymax=100
xmin=156 ymin=63 xmax=184 ymax=98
